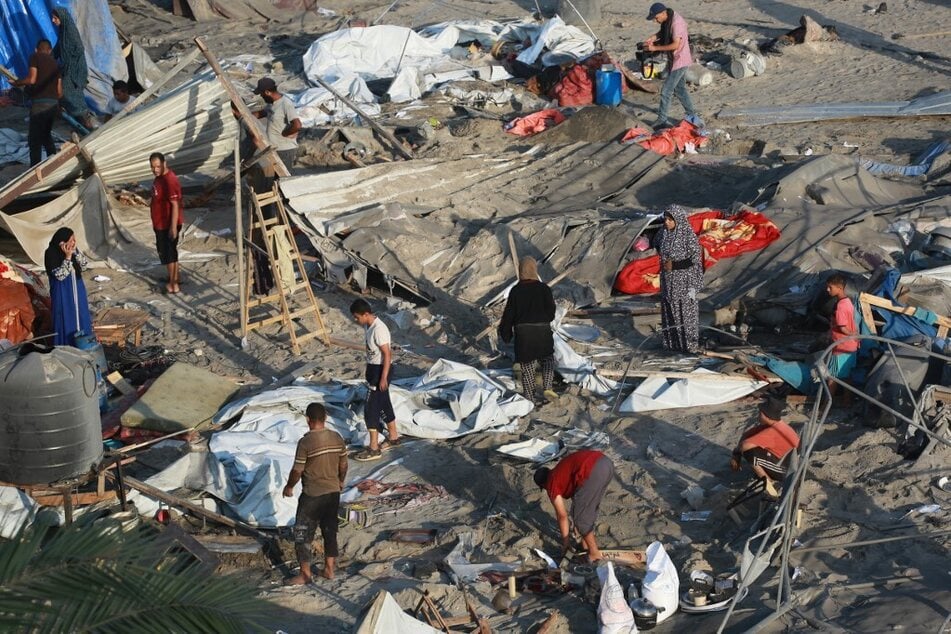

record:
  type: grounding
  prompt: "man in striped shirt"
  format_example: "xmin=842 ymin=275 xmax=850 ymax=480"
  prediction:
xmin=283 ymin=402 xmax=349 ymax=583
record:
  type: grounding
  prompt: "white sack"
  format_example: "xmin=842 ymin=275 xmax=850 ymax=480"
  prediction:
xmin=642 ymin=541 xmax=679 ymax=623
xmin=596 ymin=561 xmax=637 ymax=633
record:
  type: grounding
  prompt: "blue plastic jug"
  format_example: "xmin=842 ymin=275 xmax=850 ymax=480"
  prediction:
xmin=595 ymin=66 xmax=622 ymax=106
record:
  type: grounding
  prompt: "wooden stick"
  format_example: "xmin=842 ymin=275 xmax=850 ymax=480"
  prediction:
xmin=308 ymin=74 xmax=414 ymax=160
xmin=507 ymin=230 xmax=519 ymax=276
xmin=0 ymin=64 xmax=18 ymax=82
xmin=598 ymin=368 xmax=769 ymax=381
xmin=892 ymin=30 xmax=951 ymax=40
xmin=194 ymin=37 xmax=289 ymax=177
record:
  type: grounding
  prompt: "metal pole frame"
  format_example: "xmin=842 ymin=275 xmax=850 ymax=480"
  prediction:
xmin=717 ymin=334 xmax=951 ymax=633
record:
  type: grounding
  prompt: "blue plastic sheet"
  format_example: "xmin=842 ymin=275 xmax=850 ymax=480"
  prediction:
xmin=0 ymin=0 xmax=57 ymax=88
xmin=0 ymin=0 xmax=126 ymax=112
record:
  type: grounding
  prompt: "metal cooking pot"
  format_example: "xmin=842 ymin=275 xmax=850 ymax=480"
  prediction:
xmin=630 ymin=598 xmax=658 ymax=630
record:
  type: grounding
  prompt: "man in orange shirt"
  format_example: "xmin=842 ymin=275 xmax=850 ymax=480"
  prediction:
xmin=731 ymin=396 xmax=799 ymax=498
xmin=825 ymin=273 xmax=859 ymax=402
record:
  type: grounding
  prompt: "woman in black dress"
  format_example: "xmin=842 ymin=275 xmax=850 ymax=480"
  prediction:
xmin=499 ymin=256 xmax=557 ymax=404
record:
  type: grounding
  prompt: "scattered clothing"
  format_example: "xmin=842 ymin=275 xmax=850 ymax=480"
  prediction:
xmin=504 ymin=109 xmax=567 ymax=136
xmin=654 ymin=205 xmax=703 ymax=353
xmin=738 ymin=419 xmax=799 ymax=481
xmin=621 ymin=119 xmax=707 ymax=155
xmin=355 ymin=479 xmax=449 ymax=512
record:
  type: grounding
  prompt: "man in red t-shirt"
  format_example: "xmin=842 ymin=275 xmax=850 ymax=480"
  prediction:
xmin=534 ymin=449 xmax=615 ymax=562
xmin=731 ymin=396 xmax=799 ymax=497
xmin=149 ymin=152 xmax=183 ymax=294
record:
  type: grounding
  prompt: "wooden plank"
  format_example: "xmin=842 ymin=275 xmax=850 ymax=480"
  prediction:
xmin=0 ymin=143 xmax=81 ymax=210
xmin=859 ymin=292 xmax=951 ymax=328
xmin=33 ymin=490 xmax=117 ymax=506
xmin=860 ymin=296 xmax=878 ymax=335
xmin=598 ymin=368 xmax=770 ymax=381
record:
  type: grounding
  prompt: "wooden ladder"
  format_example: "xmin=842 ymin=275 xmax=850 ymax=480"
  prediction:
xmin=242 ymin=183 xmax=329 ymax=354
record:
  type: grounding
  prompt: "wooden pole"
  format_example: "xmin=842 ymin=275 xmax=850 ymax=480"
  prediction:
xmin=234 ymin=133 xmax=247 ymax=343
xmin=507 ymin=230 xmax=520 ymax=276
xmin=194 ymin=37 xmax=289 ymax=178
xmin=308 ymin=74 xmax=415 ymax=160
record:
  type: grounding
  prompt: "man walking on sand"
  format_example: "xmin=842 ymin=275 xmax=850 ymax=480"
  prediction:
xmin=350 ymin=299 xmax=401 ymax=461
xmin=149 ymin=152 xmax=183 ymax=294
xmin=642 ymin=2 xmax=698 ymax=129
xmin=283 ymin=403 xmax=348 ymax=584
xmin=534 ymin=449 xmax=615 ymax=563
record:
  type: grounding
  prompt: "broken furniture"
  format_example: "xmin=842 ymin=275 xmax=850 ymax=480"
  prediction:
xmin=413 ymin=589 xmax=491 ymax=633
xmin=94 ymin=307 xmax=150 ymax=348
xmin=241 ymin=183 xmax=330 ymax=354
xmin=859 ymin=292 xmax=951 ymax=339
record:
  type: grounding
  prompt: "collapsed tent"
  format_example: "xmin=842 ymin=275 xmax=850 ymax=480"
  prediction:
xmin=354 ymin=591 xmax=441 ymax=634
xmin=0 ymin=71 xmax=238 ymax=203
xmin=0 ymin=0 xmax=127 ymax=113
xmin=171 ymin=0 xmax=284 ymax=22
xmin=0 ymin=175 xmax=122 ymax=267
xmin=700 ymin=155 xmax=948 ymax=310
xmin=124 ymin=359 xmax=532 ymax=526
xmin=618 ymin=369 xmax=768 ymax=413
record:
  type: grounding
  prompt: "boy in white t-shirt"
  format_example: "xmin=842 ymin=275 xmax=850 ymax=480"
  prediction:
xmin=104 ymin=80 xmax=134 ymax=121
xmin=350 ymin=299 xmax=401 ymax=461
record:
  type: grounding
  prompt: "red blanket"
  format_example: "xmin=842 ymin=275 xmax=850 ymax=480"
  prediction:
xmin=621 ymin=120 xmax=708 ymax=155
xmin=614 ymin=209 xmax=781 ymax=295
xmin=504 ymin=109 xmax=567 ymax=136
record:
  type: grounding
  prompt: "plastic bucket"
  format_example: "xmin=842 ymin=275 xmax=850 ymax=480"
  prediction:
xmin=595 ymin=68 xmax=622 ymax=106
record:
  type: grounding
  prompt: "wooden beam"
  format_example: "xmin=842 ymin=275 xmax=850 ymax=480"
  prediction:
xmin=308 ymin=74 xmax=415 ymax=160
xmin=194 ymin=37 xmax=289 ymax=177
xmin=0 ymin=143 xmax=81 ymax=210
xmin=859 ymin=292 xmax=951 ymax=334
xmin=33 ymin=490 xmax=117 ymax=506
xmin=112 ymin=473 xmax=273 ymax=542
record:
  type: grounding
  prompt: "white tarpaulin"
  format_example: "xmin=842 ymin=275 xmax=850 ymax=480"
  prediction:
xmin=354 ymin=591 xmax=441 ymax=634
xmin=618 ymin=368 xmax=767 ymax=413
xmin=0 ymin=486 xmax=37 ymax=539
xmin=515 ymin=15 xmax=596 ymax=66
xmin=444 ymin=532 xmax=522 ymax=583
xmin=292 ymin=74 xmax=380 ymax=126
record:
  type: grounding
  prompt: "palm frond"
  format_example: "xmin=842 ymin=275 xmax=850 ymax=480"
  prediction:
xmin=0 ymin=516 xmax=272 ymax=633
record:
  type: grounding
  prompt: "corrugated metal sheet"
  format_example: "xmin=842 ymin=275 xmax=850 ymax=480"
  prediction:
xmin=718 ymin=90 xmax=951 ymax=126
xmin=26 ymin=71 xmax=237 ymax=191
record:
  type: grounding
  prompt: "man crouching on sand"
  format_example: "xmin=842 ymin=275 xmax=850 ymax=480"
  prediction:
xmin=534 ymin=450 xmax=615 ymax=563
xmin=283 ymin=403 xmax=348 ymax=583
xmin=731 ymin=395 xmax=799 ymax=498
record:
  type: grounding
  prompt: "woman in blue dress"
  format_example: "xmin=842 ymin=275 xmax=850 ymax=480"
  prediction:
xmin=44 ymin=227 xmax=92 ymax=346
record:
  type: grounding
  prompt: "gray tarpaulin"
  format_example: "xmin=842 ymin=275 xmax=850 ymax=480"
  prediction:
xmin=701 ymin=155 xmax=948 ymax=308
xmin=0 ymin=175 xmax=124 ymax=267
xmin=281 ymin=143 xmax=665 ymax=307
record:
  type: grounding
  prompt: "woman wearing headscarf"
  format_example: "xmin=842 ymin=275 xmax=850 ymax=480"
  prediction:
xmin=44 ymin=227 xmax=92 ymax=346
xmin=499 ymin=256 xmax=558 ymax=404
xmin=51 ymin=7 xmax=94 ymax=131
xmin=654 ymin=205 xmax=703 ymax=352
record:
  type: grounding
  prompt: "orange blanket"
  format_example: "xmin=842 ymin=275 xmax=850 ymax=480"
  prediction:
xmin=621 ymin=120 xmax=708 ymax=155
xmin=504 ymin=109 xmax=567 ymax=136
xmin=614 ymin=209 xmax=781 ymax=295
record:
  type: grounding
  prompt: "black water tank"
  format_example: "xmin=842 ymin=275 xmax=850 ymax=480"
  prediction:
xmin=0 ymin=346 xmax=103 ymax=485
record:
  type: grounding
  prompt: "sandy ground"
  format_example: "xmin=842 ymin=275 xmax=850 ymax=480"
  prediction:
xmin=2 ymin=0 xmax=950 ymax=631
